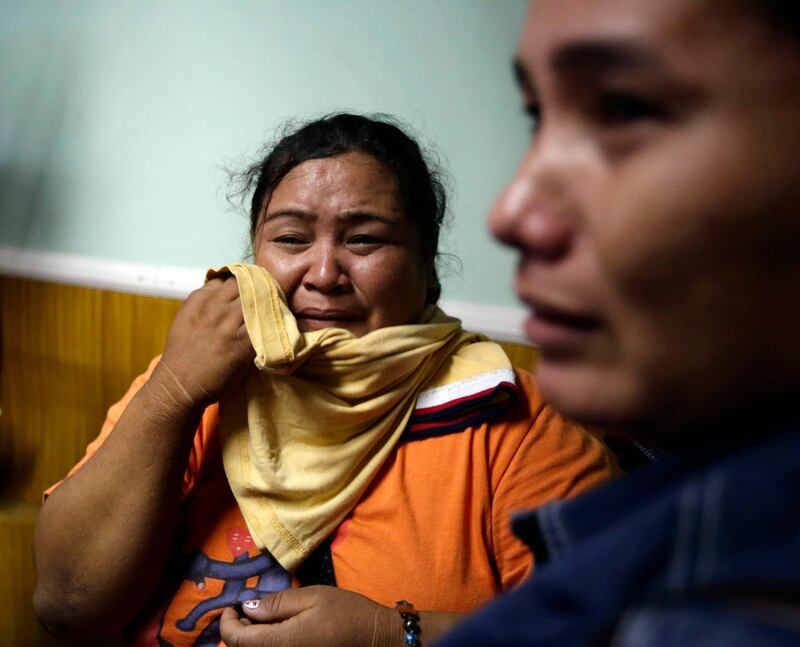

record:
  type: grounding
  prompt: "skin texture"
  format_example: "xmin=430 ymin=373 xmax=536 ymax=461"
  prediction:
xmin=33 ymin=152 xmax=457 ymax=644
xmin=492 ymin=0 xmax=800 ymax=443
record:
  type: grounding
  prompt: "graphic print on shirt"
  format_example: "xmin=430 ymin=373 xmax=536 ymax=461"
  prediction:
xmin=158 ymin=527 xmax=290 ymax=646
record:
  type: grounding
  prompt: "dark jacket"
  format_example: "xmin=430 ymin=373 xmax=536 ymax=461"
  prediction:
xmin=436 ymin=423 xmax=800 ymax=646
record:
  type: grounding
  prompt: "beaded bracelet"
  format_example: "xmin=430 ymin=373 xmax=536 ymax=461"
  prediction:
xmin=395 ymin=600 xmax=421 ymax=646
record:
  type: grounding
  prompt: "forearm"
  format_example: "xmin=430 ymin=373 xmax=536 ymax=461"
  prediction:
xmin=33 ymin=370 xmax=203 ymax=637
xmin=318 ymin=603 xmax=467 ymax=647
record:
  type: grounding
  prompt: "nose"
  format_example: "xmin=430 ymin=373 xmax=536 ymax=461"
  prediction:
xmin=489 ymin=135 xmax=576 ymax=261
xmin=302 ymin=243 xmax=351 ymax=294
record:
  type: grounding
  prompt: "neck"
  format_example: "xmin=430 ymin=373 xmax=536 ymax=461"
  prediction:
xmin=605 ymin=390 xmax=800 ymax=457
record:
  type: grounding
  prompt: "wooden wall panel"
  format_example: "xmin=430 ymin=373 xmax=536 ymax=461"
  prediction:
xmin=0 ymin=276 xmax=180 ymax=646
xmin=0 ymin=503 xmax=122 ymax=647
xmin=0 ymin=274 xmax=536 ymax=646
xmin=0 ymin=277 xmax=181 ymax=505
xmin=1 ymin=276 xmax=537 ymax=504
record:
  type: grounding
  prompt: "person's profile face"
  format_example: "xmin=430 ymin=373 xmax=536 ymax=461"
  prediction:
xmin=252 ymin=152 xmax=429 ymax=337
xmin=492 ymin=0 xmax=800 ymax=439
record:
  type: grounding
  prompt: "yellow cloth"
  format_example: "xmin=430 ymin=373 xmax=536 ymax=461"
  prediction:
xmin=209 ymin=263 xmax=513 ymax=571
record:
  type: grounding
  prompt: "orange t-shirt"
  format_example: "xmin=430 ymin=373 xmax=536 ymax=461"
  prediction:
xmin=48 ymin=358 xmax=616 ymax=646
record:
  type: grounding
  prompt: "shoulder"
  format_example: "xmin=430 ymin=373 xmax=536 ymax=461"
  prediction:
xmin=484 ymin=367 xmax=618 ymax=506
xmin=510 ymin=367 xmax=548 ymax=418
xmin=490 ymin=367 xmax=609 ymax=461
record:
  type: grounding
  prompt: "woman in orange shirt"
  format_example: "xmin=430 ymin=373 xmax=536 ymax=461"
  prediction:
xmin=34 ymin=113 xmax=615 ymax=647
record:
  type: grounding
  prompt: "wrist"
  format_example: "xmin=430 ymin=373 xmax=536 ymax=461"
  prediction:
xmin=145 ymin=363 xmax=206 ymax=420
xmin=395 ymin=601 xmax=421 ymax=646
xmin=371 ymin=603 xmax=406 ymax=647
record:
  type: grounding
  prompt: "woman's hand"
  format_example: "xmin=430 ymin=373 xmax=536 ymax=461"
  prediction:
xmin=150 ymin=276 xmax=255 ymax=411
xmin=219 ymin=586 xmax=400 ymax=647
xmin=220 ymin=586 xmax=466 ymax=647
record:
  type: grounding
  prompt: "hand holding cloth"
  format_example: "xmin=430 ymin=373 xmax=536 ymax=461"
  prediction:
xmin=209 ymin=263 xmax=516 ymax=572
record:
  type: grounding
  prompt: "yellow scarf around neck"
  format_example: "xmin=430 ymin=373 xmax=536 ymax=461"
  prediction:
xmin=210 ymin=263 xmax=514 ymax=571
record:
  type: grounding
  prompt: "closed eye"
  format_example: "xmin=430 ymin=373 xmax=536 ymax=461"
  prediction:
xmin=273 ymin=235 xmax=308 ymax=245
xmin=348 ymin=234 xmax=384 ymax=245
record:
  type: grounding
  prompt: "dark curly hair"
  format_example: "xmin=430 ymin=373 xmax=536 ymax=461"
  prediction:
xmin=236 ymin=113 xmax=449 ymax=305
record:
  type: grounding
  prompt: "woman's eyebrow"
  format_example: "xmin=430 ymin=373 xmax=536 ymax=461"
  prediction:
xmin=263 ymin=209 xmax=316 ymax=224
xmin=339 ymin=211 xmax=400 ymax=227
xmin=263 ymin=210 xmax=399 ymax=227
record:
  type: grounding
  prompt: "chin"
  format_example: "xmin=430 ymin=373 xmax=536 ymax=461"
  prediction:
xmin=296 ymin=319 xmax=367 ymax=336
xmin=535 ymin=359 xmax=656 ymax=435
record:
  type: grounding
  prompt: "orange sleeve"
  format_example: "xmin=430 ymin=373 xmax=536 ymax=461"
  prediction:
xmin=43 ymin=355 xmax=215 ymax=499
xmin=490 ymin=369 xmax=619 ymax=589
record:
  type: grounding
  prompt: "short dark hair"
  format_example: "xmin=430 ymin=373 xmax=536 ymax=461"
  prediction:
xmin=237 ymin=113 xmax=449 ymax=305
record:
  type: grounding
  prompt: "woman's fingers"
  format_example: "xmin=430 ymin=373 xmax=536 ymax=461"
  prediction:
xmin=220 ymin=607 xmax=267 ymax=647
xmin=219 ymin=275 xmax=245 ymax=303
xmin=203 ymin=277 xmax=225 ymax=290
xmin=237 ymin=320 xmax=251 ymax=341
xmin=223 ymin=586 xmax=391 ymax=647
xmin=240 ymin=587 xmax=317 ymax=623
xmin=157 ymin=274 xmax=253 ymax=407
xmin=220 ymin=604 xmax=296 ymax=647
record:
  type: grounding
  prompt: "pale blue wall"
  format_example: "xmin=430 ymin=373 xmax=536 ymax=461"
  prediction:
xmin=1 ymin=0 xmax=528 ymax=307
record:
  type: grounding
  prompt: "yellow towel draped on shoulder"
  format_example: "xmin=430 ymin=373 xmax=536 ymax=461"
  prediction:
xmin=210 ymin=263 xmax=514 ymax=572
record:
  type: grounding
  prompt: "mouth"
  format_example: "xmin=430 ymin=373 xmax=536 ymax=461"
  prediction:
xmin=521 ymin=300 xmax=601 ymax=355
xmin=294 ymin=308 xmax=362 ymax=331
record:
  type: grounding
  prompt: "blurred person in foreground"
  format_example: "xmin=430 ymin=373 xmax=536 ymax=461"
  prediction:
xmin=437 ymin=1 xmax=800 ymax=645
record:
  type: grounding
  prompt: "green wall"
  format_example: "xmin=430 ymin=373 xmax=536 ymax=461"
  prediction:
xmin=1 ymin=0 xmax=528 ymax=307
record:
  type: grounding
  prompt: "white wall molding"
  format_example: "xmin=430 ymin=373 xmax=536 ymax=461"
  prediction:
xmin=0 ymin=246 xmax=530 ymax=344
xmin=0 ymin=246 xmax=206 ymax=300
xmin=438 ymin=300 xmax=528 ymax=344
